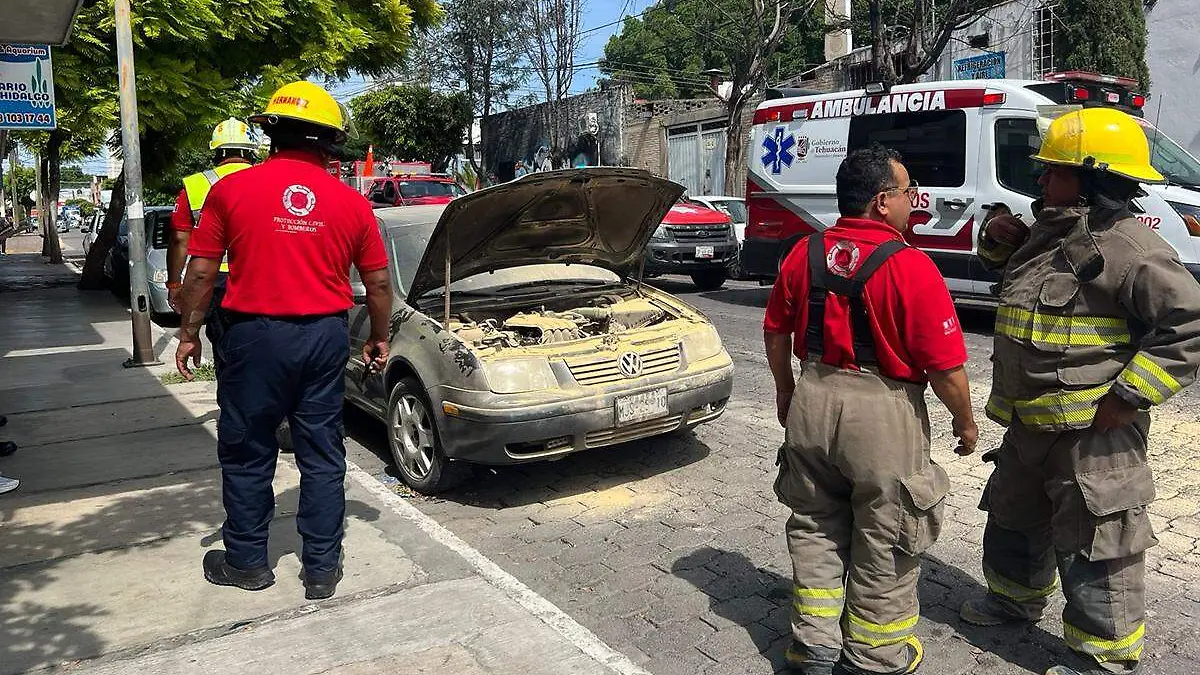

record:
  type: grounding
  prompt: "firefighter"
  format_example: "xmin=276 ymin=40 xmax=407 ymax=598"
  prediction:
xmin=962 ymin=107 xmax=1200 ymax=675
xmin=166 ymin=118 xmax=259 ymax=332
xmin=765 ymin=144 xmax=978 ymax=675
xmin=174 ymin=81 xmax=393 ymax=600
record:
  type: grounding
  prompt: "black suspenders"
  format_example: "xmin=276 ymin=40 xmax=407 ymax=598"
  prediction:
xmin=804 ymin=232 xmax=906 ymax=366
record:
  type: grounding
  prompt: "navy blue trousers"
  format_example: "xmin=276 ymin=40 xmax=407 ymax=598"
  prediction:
xmin=204 ymin=276 xmax=228 ymax=375
xmin=216 ymin=312 xmax=350 ymax=573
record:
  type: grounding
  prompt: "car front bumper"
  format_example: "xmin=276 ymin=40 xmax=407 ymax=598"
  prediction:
xmin=429 ymin=357 xmax=735 ymax=465
xmin=643 ymin=240 xmax=739 ymax=275
xmin=146 ymin=281 xmax=175 ymax=315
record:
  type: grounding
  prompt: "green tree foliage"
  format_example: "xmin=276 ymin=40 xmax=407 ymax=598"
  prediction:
xmin=65 ymin=198 xmax=98 ymax=220
xmin=350 ymin=85 xmax=473 ymax=171
xmin=600 ymin=0 xmax=824 ymax=100
xmin=58 ymin=0 xmax=442 ymax=286
xmin=1056 ymin=0 xmax=1150 ymax=89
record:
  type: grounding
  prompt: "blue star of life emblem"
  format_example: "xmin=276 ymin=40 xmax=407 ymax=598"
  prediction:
xmin=761 ymin=125 xmax=796 ymax=175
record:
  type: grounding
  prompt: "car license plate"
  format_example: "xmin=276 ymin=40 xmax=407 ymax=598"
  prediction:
xmin=695 ymin=245 xmax=715 ymax=259
xmin=615 ymin=388 xmax=669 ymax=426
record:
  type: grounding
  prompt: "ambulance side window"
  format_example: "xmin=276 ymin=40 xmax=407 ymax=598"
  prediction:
xmin=847 ymin=110 xmax=967 ymax=187
xmin=995 ymin=118 xmax=1042 ymax=198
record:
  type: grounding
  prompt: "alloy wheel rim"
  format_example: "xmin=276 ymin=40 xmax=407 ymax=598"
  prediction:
xmin=391 ymin=394 xmax=435 ymax=480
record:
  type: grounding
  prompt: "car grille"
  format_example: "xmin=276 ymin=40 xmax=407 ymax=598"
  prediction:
xmin=668 ymin=224 xmax=731 ymax=242
xmin=565 ymin=345 xmax=681 ymax=386
xmin=585 ymin=414 xmax=684 ymax=448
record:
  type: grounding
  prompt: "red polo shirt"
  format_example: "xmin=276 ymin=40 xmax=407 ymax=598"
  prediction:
xmin=763 ymin=217 xmax=966 ymax=383
xmin=188 ymin=150 xmax=389 ymax=316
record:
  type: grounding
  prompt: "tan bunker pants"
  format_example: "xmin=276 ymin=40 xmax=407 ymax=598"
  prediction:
xmin=775 ymin=361 xmax=949 ymax=673
xmin=980 ymin=417 xmax=1156 ymax=673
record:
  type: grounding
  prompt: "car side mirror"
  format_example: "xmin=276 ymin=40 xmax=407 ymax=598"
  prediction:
xmin=351 ymin=281 xmax=367 ymax=304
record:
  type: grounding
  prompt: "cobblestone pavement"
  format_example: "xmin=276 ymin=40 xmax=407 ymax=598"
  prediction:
xmin=347 ymin=277 xmax=1200 ymax=675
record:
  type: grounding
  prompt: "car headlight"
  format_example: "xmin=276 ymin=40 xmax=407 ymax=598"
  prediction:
xmin=1167 ymin=201 xmax=1200 ymax=236
xmin=683 ymin=326 xmax=725 ymax=362
xmin=650 ymin=225 xmax=670 ymax=242
xmin=151 ymin=269 xmax=168 ymax=284
xmin=483 ymin=358 xmax=557 ymax=394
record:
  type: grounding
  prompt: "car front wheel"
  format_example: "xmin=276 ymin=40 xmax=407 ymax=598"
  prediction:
xmin=388 ymin=377 xmax=468 ymax=494
xmin=690 ymin=269 xmax=727 ymax=291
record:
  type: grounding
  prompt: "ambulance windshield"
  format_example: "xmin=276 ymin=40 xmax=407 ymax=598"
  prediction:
xmin=1136 ymin=120 xmax=1200 ymax=188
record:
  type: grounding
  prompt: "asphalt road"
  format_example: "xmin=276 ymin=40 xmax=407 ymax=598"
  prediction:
xmin=340 ymin=275 xmax=1200 ymax=675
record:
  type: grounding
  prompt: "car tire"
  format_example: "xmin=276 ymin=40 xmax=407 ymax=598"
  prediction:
xmin=387 ymin=377 xmax=468 ymax=494
xmin=690 ymin=269 xmax=728 ymax=291
xmin=276 ymin=419 xmax=294 ymax=454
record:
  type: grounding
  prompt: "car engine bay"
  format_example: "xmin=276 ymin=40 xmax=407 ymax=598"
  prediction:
xmin=449 ymin=294 xmax=677 ymax=349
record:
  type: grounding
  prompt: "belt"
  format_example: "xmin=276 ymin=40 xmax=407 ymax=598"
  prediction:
xmin=224 ymin=310 xmax=348 ymax=325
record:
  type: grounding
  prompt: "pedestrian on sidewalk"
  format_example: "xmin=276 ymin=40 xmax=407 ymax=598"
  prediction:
xmin=962 ymin=108 xmax=1200 ymax=675
xmin=165 ymin=117 xmax=260 ymax=372
xmin=763 ymin=144 xmax=978 ymax=675
xmin=174 ymin=81 xmax=393 ymax=601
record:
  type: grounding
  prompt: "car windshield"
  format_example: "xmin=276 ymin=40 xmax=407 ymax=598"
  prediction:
xmin=1136 ymin=120 xmax=1200 ymax=187
xmin=709 ymin=199 xmax=746 ymax=223
xmin=399 ymin=181 xmax=465 ymax=199
xmin=386 ymin=221 xmax=620 ymax=297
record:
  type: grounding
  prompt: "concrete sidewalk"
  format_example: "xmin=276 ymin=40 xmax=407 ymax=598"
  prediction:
xmin=0 ymin=283 xmax=644 ymax=674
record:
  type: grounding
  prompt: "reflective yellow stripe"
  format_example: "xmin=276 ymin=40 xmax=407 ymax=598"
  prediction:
xmin=794 ymin=603 xmax=843 ymax=618
xmin=995 ymin=306 xmax=1130 ymax=347
xmin=1064 ymin=622 xmax=1145 ymax=663
xmin=218 ymin=260 xmax=230 ymax=273
xmin=1007 ymin=383 xmax=1111 ymax=427
xmin=986 ymin=395 xmax=1014 ymax=424
xmin=793 ymin=586 xmax=844 ymax=618
xmin=844 ymin=612 xmax=919 ymax=647
xmin=983 ymin=566 xmax=1057 ymax=603
xmin=1118 ymin=352 xmax=1181 ymax=405
xmin=794 ymin=587 xmax=844 ymax=599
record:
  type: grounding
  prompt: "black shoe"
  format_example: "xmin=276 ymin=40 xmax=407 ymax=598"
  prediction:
xmin=0 ymin=441 xmax=16 ymax=457
xmin=202 ymin=550 xmax=275 ymax=591
xmin=0 ymin=415 xmax=8 ymax=427
xmin=303 ymin=567 xmax=343 ymax=600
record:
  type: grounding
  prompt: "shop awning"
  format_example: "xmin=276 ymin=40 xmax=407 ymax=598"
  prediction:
xmin=0 ymin=0 xmax=87 ymax=45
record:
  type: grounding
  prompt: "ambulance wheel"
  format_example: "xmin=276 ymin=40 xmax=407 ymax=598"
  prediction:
xmin=690 ymin=269 xmax=727 ymax=291
xmin=388 ymin=377 xmax=468 ymax=494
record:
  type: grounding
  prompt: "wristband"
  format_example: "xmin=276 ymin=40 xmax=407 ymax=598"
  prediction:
xmin=166 ymin=281 xmax=182 ymax=290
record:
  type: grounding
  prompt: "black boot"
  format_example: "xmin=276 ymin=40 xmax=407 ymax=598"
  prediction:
xmin=0 ymin=441 xmax=16 ymax=457
xmin=303 ymin=567 xmax=343 ymax=600
xmin=202 ymin=550 xmax=275 ymax=591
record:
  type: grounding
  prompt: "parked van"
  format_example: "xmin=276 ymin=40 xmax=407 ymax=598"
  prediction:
xmin=744 ymin=72 xmax=1200 ymax=299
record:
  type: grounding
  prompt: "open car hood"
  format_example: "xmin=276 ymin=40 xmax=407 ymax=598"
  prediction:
xmin=407 ymin=168 xmax=685 ymax=300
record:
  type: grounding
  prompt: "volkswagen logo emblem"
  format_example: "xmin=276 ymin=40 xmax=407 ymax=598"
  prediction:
xmin=617 ymin=352 xmax=643 ymax=378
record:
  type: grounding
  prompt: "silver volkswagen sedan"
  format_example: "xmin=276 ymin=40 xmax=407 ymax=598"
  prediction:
xmin=341 ymin=168 xmax=735 ymax=493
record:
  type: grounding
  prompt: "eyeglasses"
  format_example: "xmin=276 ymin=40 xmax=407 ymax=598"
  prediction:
xmin=881 ymin=180 xmax=919 ymax=198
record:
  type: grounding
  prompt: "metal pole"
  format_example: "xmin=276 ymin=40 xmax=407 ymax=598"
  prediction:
xmin=115 ymin=0 xmax=159 ymax=367
xmin=34 ymin=151 xmax=44 ymax=241
xmin=0 ymin=130 xmax=8 ymax=219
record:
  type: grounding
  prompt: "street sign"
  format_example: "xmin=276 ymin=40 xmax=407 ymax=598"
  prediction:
xmin=953 ymin=52 xmax=1006 ymax=80
xmin=0 ymin=44 xmax=56 ymax=130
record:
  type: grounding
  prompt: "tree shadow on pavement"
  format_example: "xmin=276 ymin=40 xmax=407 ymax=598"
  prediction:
xmin=671 ymin=547 xmax=1067 ymax=675
xmin=447 ymin=431 xmax=712 ymax=508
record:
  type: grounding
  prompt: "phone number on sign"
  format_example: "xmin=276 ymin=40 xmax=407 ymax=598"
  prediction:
xmin=2 ymin=112 xmax=53 ymax=125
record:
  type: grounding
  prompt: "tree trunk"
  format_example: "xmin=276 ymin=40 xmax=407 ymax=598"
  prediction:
xmin=869 ymin=0 xmax=898 ymax=83
xmin=41 ymin=130 xmax=65 ymax=264
xmin=723 ymin=96 xmax=751 ymax=196
xmin=78 ymin=169 xmax=124 ymax=290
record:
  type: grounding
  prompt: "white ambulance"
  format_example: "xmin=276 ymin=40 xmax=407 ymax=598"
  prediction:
xmin=744 ymin=72 xmax=1200 ymax=298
